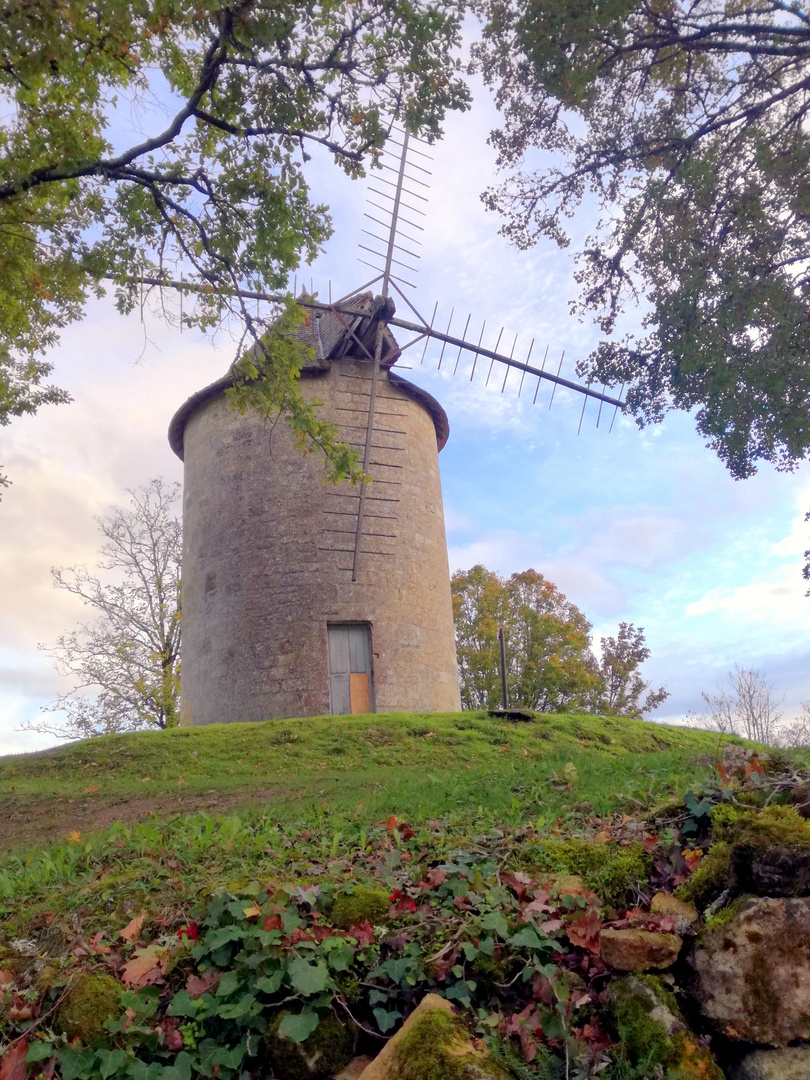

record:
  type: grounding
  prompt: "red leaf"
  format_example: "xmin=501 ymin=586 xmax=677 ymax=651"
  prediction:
xmin=263 ymin=913 xmax=283 ymax=932
xmin=716 ymin=762 xmax=731 ymax=785
xmin=420 ymin=867 xmax=447 ymax=891
xmin=347 ymin=919 xmax=376 ymax=945
xmin=178 ymin=922 xmax=198 ymax=941
xmin=386 ymin=816 xmax=398 ymax=833
xmin=89 ymin=931 xmax=111 ymax=955
xmin=157 ymin=1016 xmax=184 ymax=1051
xmin=566 ymin=908 xmax=602 ymax=954
xmin=745 ymin=758 xmax=765 ymax=777
xmin=186 ymin=970 xmax=221 ymax=999
xmin=643 ymin=833 xmax=661 ymax=853
xmin=0 ymin=1038 xmax=27 ymax=1080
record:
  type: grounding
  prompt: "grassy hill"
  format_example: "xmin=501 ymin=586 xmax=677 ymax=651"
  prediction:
xmin=0 ymin=711 xmax=768 ymax=1080
xmin=0 ymin=710 xmax=728 ymax=853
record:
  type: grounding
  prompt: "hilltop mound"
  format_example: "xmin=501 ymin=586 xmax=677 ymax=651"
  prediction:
xmin=5 ymin=711 xmax=804 ymax=1080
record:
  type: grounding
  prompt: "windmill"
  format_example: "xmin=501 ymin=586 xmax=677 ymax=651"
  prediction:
xmin=167 ymin=129 xmax=625 ymax=727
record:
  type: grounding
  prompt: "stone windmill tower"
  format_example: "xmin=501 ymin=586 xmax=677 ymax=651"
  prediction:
xmin=169 ymin=291 xmax=461 ymax=725
xmin=168 ymin=132 xmax=623 ymax=726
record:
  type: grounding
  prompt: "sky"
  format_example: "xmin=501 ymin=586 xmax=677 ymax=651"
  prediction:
xmin=2 ymin=70 xmax=809 ymax=756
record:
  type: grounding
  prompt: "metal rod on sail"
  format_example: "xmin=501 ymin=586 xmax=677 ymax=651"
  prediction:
xmin=382 ymin=130 xmax=411 ymax=298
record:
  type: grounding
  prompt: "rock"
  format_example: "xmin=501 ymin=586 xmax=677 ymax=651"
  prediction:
xmin=609 ymin=975 xmax=723 ymax=1080
xmin=722 ymin=746 xmax=770 ymax=776
xmin=650 ymin=892 xmax=699 ymax=932
xmin=734 ymin=1047 xmax=810 ymax=1080
xmin=358 ymin=993 xmax=510 ymax=1080
xmin=730 ymin=806 xmax=810 ymax=897
xmin=600 ymin=928 xmax=682 ymax=972
xmin=57 ymin=972 xmax=123 ymax=1044
xmin=690 ymin=896 xmax=810 ymax=1046
xmin=336 ymin=1057 xmax=375 ymax=1080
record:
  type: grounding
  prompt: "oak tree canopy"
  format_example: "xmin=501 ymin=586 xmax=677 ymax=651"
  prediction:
xmin=0 ymin=0 xmax=468 ymax=484
xmin=474 ymin=0 xmax=810 ymax=480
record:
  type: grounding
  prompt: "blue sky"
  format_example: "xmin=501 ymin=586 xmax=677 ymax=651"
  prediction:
xmin=1 ymin=73 xmax=808 ymax=755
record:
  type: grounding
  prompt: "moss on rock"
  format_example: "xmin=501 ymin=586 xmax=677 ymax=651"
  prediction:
xmin=609 ymin=975 xmax=724 ymax=1080
xmin=675 ymin=842 xmax=734 ymax=906
xmin=527 ymin=838 xmax=651 ymax=906
xmin=57 ymin=971 xmax=122 ymax=1044
xmin=267 ymin=1011 xmax=355 ymax=1080
xmin=330 ymin=886 xmax=391 ymax=930
xmin=361 ymin=995 xmax=511 ymax=1080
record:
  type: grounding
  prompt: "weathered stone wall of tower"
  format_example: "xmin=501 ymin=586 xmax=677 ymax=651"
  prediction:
xmin=176 ymin=359 xmax=460 ymax=725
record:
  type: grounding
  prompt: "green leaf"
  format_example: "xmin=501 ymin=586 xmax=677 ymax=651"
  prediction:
xmin=26 ymin=1041 xmax=56 ymax=1064
xmin=255 ymin=970 xmax=284 ymax=994
xmin=278 ymin=1010 xmax=320 ymax=1043
xmin=373 ymin=1007 xmax=402 ymax=1033
xmin=215 ymin=992 xmax=261 ymax=1019
xmin=287 ymin=957 xmax=330 ymax=996
xmin=480 ymin=911 xmax=510 ymax=939
xmin=509 ymin=926 xmax=549 ymax=949
xmin=96 ymin=1049 xmax=133 ymax=1079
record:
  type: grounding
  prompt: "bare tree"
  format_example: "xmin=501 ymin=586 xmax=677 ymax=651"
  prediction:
xmin=22 ymin=479 xmax=182 ymax=739
xmin=772 ymin=702 xmax=810 ymax=751
xmin=700 ymin=665 xmax=785 ymax=745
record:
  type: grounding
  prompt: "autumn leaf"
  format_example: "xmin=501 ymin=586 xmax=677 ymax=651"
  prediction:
xmin=420 ymin=867 xmax=447 ymax=890
xmin=745 ymin=758 xmax=766 ymax=778
xmin=346 ymin=919 xmax=376 ymax=945
xmin=186 ymin=970 xmax=221 ymax=999
xmin=682 ymin=848 xmax=704 ymax=872
xmin=566 ymin=907 xmax=602 ymax=953
xmin=263 ymin=913 xmax=283 ymax=932
xmin=716 ymin=762 xmax=731 ymax=785
xmin=0 ymin=970 xmax=13 ymax=986
xmin=121 ymin=944 xmax=166 ymax=987
xmin=243 ymin=901 xmax=261 ymax=919
xmin=0 ymin=1038 xmax=27 ymax=1080
xmin=120 ymin=914 xmax=145 ymax=942
xmin=643 ymin=833 xmax=661 ymax=853
xmin=157 ymin=1016 xmax=184 ymax=1051
xmin=89 ymin=931 xmax=111 ymax=955
xmin=67 ymin=831 xmax=82 ymax=843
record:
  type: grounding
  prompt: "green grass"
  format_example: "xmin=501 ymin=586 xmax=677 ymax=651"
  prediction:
xmin=0 ymin=710 xmax=741 ymax=941
xmin=1 ymin=708 xmax=731 ymax=813
xmin=0 ymin=711 xmax=761 ymax=1080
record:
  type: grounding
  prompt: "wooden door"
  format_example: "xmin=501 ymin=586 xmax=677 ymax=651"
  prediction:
xmin=328 ymin=624 xmax=373 ymax=715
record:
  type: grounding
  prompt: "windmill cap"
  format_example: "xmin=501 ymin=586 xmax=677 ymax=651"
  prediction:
xmin=168 ymin=293 xmax=449 ymax=459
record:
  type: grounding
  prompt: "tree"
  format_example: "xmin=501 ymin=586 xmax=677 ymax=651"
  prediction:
xmin=0 ymin=0 xmax=469 ymax=486
xmin=24 ymin=478 xmax=182 ymax=739
xmin=591 ymin=622 xmax=669 ymax=719
xmin=473 ymin=0 xmax=810 ymax=480
xmin=698 ymin=664 xmax=785 ymax=744
xmin=452 ymin=565 xmax=600 ymax=711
